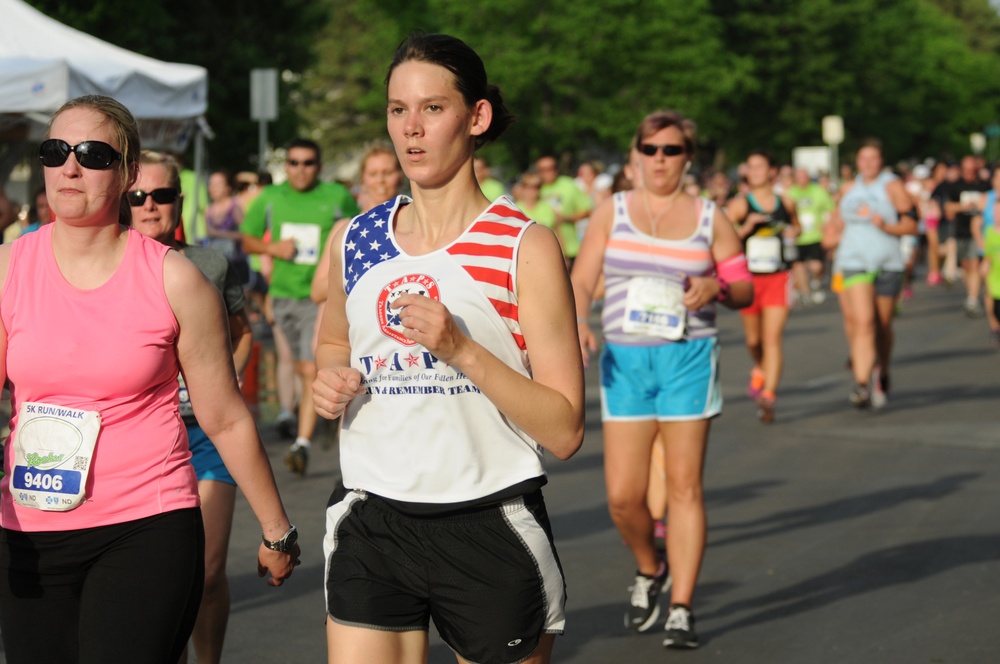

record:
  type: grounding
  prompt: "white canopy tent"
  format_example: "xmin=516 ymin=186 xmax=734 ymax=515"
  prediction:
xmin=0 ymin=0 xmax=211 ymax=213
xmin=0 ymin=0 xmax=208 ymax=138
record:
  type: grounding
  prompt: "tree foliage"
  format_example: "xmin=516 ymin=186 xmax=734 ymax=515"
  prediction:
xmin=301 ymin=0 xmax=1000 ymax=171
xmin=23 ymin=0 xmax=1000 ymax=171
xmin=300 ymin=0 xmax=746 ymax=172
xmin=713 ymin=0 xmax=1000 ymax=162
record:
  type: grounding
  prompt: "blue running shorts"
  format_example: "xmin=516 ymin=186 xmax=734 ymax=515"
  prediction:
xmin=600 ymin=337 xmax=722 ymax=421
xmin=186 ymin=425 xmax=235 ymax=485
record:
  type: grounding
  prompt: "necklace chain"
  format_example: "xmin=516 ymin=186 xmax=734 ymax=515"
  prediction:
xmin=641 ymin=184 xmax=683 ymax=238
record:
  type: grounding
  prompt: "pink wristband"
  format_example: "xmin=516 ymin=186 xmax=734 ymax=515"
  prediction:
xmin=716 ymin=252 xmax=751 ymax=283
xmin=715 ymin=277 xmax=730 ymax=302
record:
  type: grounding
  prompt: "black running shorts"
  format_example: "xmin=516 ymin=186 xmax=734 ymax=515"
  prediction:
xmin=324 ymin=489 xmax=566 ymax=664
xmin=795 ymin=242 xmax=825 ymax=263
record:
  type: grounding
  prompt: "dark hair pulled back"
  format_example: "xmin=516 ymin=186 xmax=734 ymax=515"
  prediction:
xmin=386 ymin=32 xmax=515 ymax=148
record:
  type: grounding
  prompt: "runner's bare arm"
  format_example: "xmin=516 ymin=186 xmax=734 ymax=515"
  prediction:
xmin=314 ymin=223 xmax=364 ymax=420
xmin=165 ymin=251 xmax=297 ymax=585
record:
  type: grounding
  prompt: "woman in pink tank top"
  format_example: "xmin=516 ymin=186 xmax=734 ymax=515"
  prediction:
xmin=0 ymin=95 xmax=299 ymax=664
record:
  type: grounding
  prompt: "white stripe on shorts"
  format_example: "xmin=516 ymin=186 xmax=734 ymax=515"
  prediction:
xmin=501 ymin=498 xmax=567 ymax=633
xmin=323 ymin=490 xmax=366 ymax=611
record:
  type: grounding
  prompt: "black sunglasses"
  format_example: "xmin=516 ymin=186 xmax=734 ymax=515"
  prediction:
xmin=287 ymin=159 xmax=317 ymax=167
xmin=638 ymin=144 xmax=685 ymax=157
xmin=39 ymin=139 xmax=123 ymax=170
xmin=126 ymin=188 xmax=180 ymax=207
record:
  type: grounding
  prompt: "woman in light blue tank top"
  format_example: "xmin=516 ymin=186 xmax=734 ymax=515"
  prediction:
xmin=828 ymin=139 xmax=916 ymax=409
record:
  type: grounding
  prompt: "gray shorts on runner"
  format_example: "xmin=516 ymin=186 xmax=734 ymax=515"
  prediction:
xmin=956 ymin=237 xmax=980 ymax=263
xmin=272 ymin=297 xmax=318 ymax=362
xmin=841 ymin=270 xmax=904 ymax=298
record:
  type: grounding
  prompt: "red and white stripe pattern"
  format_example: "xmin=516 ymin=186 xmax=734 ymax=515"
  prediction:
xmin=446 ymin=197 xmax=531 ymax=352
xmin=342 ymin=196 xmax=533 ymax=353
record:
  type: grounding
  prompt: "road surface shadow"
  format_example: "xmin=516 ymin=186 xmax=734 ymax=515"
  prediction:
xmin=709 ymin=473 xmax=979 ymax=547
xmin=701 ymin=533 xmax=1000 ymax=639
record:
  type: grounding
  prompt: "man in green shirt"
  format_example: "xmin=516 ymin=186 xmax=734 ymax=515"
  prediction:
xmin=537 ymin=155 xmax=592 ymax=267
xmin=241 ymin=139 xmax=360 ymax=474
xmin=787 ymin=167 xmax=834 ymax=304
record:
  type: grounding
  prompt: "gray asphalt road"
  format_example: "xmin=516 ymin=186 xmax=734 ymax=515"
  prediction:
xmin=9 ymin=276 xmax=998 ymax=663
xmin=218 ymin=278 xmax=1000 ymax=663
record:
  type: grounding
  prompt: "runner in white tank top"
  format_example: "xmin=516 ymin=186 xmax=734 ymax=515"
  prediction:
xmin=312 ymin=33 xmax=584 ymax=664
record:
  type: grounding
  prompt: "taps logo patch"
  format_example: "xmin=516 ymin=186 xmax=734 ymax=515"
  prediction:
xmin=377 ymin=273 xmax=440 ymax=345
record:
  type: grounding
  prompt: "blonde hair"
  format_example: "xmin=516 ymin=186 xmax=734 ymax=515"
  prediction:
xmin=517 ymin=171 xmax=542 ymax=189
xmin=50 ymin=95 xmax=140 ymax=194
xmin=139 ymin=150 xmax=182 ymax=190
xmin=49 ymin=95 xmax=140 ymax=226
xmin=136 ymin=151 xmax=183 ymax=230
xmin=358 ymin=143 xmax=400 ymax=182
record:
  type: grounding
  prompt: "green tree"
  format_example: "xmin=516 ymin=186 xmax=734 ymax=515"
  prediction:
xmin=710 ymin=0 xmax=1000 ymax=164
xmin=930 ymin=0 xmax=1000 ymax=52
xmin=300 ymin=0 xmax=746 ymax=173
xmin=297 ymin=0 xmax=418 ymax=161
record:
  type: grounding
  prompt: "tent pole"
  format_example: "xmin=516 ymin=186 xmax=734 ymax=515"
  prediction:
xmin=193 ymin=127 xmax=204 ymax=243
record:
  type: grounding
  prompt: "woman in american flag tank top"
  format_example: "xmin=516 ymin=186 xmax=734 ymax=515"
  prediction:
xmin=312 ymin=33 xmax=585 ymax=664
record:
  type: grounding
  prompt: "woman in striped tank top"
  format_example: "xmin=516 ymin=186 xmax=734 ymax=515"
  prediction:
xmin=571 ymin=110 xmax=752 ymax=649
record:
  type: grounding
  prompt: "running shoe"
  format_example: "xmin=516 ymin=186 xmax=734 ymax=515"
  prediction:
xmin=756 ymin=391 xmax=776 ymax=424
xmin=663 ymin=604 xmax=699 ymax=649
xmin=284 ymin=442 xmax=309 ymax=476
xmin=747 ymin=367 xmax=765 ymax=400
xmin=625 ymin=562 xmax=670 ymax=633
xmin=902 ymin=286 xmax=914 ymax=301
xmin=653 ymin=519 xmax=667 ymax=555
xmin=963 ymin=300 xmax=984 ymax=318
xmin=849 ymin=384 xmax=871 ymax=409
xmin=871 ymin=369 xmax=888 ymax=409
xmin=990 ymin=330 xmax=1000 ymax=347
xmin=275 ymin=411 xmax=297 ymax=439
xmin=810 ymin=290 xmax=827 ymax=304
xmin=926 ymin=271 xmax=942 ymax=287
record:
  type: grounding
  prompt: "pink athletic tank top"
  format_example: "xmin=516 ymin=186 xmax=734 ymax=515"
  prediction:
xmin=1 ymin=225 xmax=199 ymax=531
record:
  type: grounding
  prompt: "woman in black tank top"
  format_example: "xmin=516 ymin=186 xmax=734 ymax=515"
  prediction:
xmin=725 ymin=151 xmax=801 ymax=423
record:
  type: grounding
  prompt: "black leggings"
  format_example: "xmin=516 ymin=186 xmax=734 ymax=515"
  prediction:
xmin=0 ymin=508 xmax=205 ymax=664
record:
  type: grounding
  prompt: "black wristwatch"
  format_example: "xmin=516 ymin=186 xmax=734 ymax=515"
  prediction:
xmin=262 ymin=525 xmax=298 ymax=552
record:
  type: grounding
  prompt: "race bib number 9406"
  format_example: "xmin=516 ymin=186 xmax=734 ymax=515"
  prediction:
xmin=12 ymin=402 xmax=101 ymax=511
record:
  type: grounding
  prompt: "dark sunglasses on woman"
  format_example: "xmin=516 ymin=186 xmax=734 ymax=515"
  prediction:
xmin=638 ymin=144 xmax=685 ymax=157
xmin=39 ymin=139 xmax=123 ymax=170
xmin=126 ymin=188 xmax=180 ymax=207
